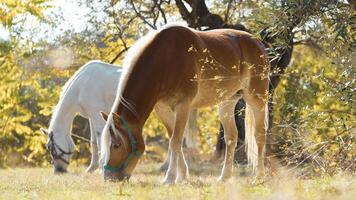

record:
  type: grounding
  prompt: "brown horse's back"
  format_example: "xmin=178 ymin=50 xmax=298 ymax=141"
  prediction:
xmin=150 ymin=26 xmax=268 ymax=107
xmin=121 ymin=25 xmax=268 ymax=109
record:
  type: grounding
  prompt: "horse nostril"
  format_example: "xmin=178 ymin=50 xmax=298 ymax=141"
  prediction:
xmin=104 ymin=170 xmax=116 ymax=181
xmin=54 ymin=166 xmax=67 ymax=174
xmin=118 ymin=173 xmax=130 ymax=181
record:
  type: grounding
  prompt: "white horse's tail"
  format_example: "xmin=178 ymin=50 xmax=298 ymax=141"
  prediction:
xmin=245 ymin=103 xmax=269 ymax=173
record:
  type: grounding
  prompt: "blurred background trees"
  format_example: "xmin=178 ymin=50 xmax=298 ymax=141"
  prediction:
xmin=0 ymin=0 xmax=354 ymax=174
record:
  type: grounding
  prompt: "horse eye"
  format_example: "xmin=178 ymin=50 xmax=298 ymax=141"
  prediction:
xmin=112 ymin=143 xmax=121 ymax=149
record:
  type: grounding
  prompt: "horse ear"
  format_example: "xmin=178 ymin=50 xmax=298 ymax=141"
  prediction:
xmin=100 ymin=111 xmax=109 ymax=122
xmin=40 ymin=128 xmax=49 ymax=136
xmin=112 ymin=112 xmax=121 ymax=126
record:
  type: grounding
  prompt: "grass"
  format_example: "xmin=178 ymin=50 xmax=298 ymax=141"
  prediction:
xmin=0 ymin=159 xmax=355 ymax=200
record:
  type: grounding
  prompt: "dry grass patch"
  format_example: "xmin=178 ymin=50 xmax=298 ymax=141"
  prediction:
xmin=0 ymin=160 xmax=355 ymax=200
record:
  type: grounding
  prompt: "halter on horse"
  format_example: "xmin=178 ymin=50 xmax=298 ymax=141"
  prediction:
xmin=47 ymin=132 xmax=74 ymax=166
xmin=102 ymin=116 xmax=141 ymax=179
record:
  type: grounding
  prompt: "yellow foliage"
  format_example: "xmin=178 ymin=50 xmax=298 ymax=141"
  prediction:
xmin=273 ymin=46 xmax=355 ymax=174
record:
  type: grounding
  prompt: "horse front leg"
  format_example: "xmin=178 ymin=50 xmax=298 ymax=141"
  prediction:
xmin=86 ymin=115 xmax=103 ymax=173
xmin=159 ymin=109 xmax=198 ymax=172
xmin=154 ymin=104 xmax=174 ymax=172
xmin=86 ymin=130 xmax=99 ymax=173
xmin=162 ymin=101 xmax=190 ymax=184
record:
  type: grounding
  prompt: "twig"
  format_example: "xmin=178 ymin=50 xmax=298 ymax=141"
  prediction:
xmin=72 ymin=133 xmax=91 ymax=143
xmin=129 ymin=0 xmax=157 ymax=29
xmin=110 ymin=47 xmax=129 ymax=64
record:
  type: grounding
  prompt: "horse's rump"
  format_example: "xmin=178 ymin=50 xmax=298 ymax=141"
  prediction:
xmin=150 ymin=26 xmax=269 ymax=108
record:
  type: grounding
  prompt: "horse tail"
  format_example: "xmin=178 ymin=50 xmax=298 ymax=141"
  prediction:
xmin=245 ymin=103 xmax=269 ymax=173
xmin=245 ymin=103 xmax=258 ymax=173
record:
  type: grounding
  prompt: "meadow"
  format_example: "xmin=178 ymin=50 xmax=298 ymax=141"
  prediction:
xmin=1 ymin=158 xmax=355 ymax=200
xmin=1 ymin=1 xmax=355 ymax=200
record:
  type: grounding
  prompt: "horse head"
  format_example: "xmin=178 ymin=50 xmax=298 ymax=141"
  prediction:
xmin=41 ymin=128 xmax=75 ymax=173
xmin=100 ymin=111 xmax=141 ymax=181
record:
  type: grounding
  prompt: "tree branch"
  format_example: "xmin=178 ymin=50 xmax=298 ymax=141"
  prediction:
xmin=129 ymin=0 xmax=157 ymax=29
xmin=157 ymin=0 xmax=168 ymax=24
xmin=110 ymin=47 xmax=129 ymax=64
xmin=224 ymin=0 xmax=234 ymax=23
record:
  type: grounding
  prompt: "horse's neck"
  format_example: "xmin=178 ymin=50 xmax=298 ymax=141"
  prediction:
xmin=115 ymin=37 xmax=164 ymax=129
xmin=116 ymin=96 xmax=156 ymax=130
xmin=115 ymin=76 xmax=158 ymax=129
xmin=49 ymin=100 xmax=78 ymax=139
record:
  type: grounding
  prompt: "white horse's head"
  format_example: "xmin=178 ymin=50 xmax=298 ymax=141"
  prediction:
xmin=41 ymin=128 xmax=75 ymax=173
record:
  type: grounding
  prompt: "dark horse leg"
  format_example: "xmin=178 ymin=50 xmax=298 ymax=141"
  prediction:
xmin=212 ymin=99 xmax=247 ymax=164
xmin=213 ymin=99 xmax=276 ymax=169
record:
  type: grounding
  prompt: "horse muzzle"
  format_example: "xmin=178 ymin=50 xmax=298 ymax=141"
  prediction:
xmin=104 ymin=170 xmax=130 ymax=182
xmin=54 ymin=165 xmax=67 ymax=174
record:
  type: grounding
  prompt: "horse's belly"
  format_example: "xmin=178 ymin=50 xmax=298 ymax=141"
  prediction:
xmin=191 ymin=78 xmax=242 ymax=107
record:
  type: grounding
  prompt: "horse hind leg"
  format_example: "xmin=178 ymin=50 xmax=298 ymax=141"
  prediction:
xmin=162 ymin=101 xmax=190 ymax=184
xmin=218 ymin=98 xmax=240 ymax=181
xmin=243 ymin=92 xmax=268 ymax=182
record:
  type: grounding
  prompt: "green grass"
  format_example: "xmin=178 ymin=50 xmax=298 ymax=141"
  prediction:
xmin=0 ymin=160 xmax=355 ymax=200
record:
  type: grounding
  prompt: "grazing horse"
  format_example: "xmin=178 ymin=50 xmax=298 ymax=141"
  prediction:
xmin=40 ymin=60 xmax=198 ymax=173
xmin=100 ymin=24 xmax=270 ymax=183
xmin=40 ymin=61 xmax=120 ymax=173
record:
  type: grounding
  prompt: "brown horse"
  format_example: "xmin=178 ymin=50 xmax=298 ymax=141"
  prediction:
xmin=100 ymin=24 xmax=270 ymax=184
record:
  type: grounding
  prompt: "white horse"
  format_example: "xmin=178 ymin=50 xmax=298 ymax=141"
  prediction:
xmin=40 ymin=60 xmax=198 ymax=173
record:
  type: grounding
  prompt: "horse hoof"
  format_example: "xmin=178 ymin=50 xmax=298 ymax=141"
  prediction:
xmin=162 ymin=178 xmax=175 ymax=185
xmin=86 ymin=166 xmax=98 ymax=173
xmin=175 ymin=178 xmax=188 ymax=184
xmin=251 ymin=176 xmax=266 ymax=185
xmin=176 ymin=173 xmax=188 ymax=183
xmin=162 ymin=174 xmax=176 ymax=185
xmin=159 ymin=163 xmax=169 ymax=172
xmin=217 ymin=175 xmax=232 ymax=182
